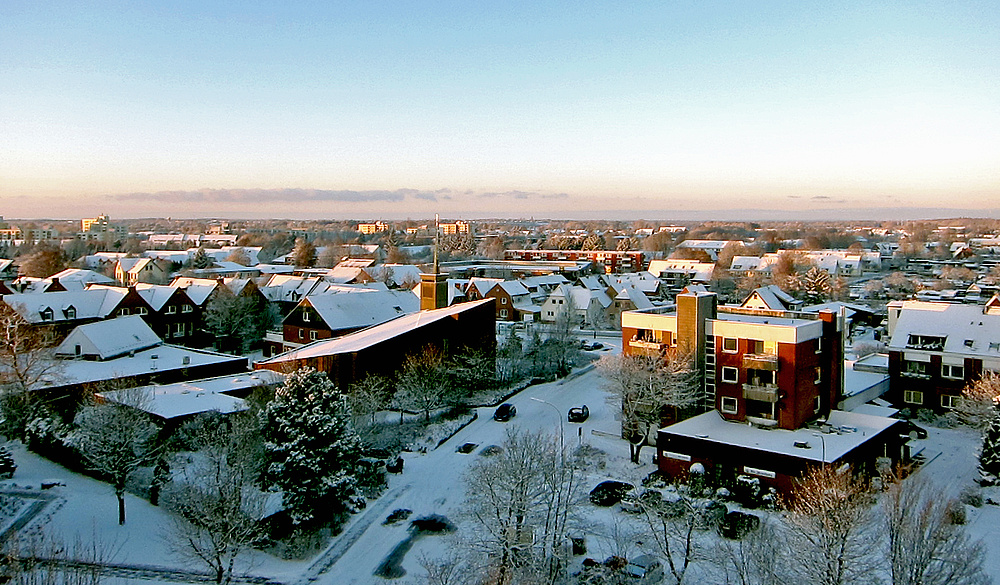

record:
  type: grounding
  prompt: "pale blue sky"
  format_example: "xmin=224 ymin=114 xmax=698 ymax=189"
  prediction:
xmin=1 ymin=1 xmax=997 ymax=219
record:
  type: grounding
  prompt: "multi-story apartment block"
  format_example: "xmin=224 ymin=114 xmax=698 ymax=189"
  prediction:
xmin=357 ymin=221 xmax=390 ymax=234
xmin=622 ymin=290 xmax=907 ymax=493
xmin=504 ymin=249 xmax=646 ymax=274
xmin=886 ymin=297 xmax=1000 ymax=411
xmin=439 ymin=220 xmax=470 ymax=235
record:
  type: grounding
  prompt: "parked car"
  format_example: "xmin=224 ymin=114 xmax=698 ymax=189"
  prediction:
xmin=493 ymin=403 xmax=517 ymax=422
xmin=589 ymin=480 xmax=634 ymax=506
xmin=624 ymin=554 xmax=664 ymax=583
xmin=568 ymin=405 xmax=590 ymax=423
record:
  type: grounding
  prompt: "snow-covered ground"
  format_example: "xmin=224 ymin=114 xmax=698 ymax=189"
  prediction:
xmin=7 ymin=329 xmax=1000 ymax=584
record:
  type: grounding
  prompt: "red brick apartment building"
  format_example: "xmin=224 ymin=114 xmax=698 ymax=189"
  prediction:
xmin=504 ymin=249 xmax=645 ymax=274
xmin=622 ymin=291 xmax=907 ymax=493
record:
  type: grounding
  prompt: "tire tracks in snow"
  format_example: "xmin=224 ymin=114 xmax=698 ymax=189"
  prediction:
xmin=292 ymin=483 xmax=412 ymax=585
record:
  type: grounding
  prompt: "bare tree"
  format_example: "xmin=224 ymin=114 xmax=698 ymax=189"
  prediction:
xmin=464 ymin=429 xmax=582 ymax=585
xmin=881 ymin=472 xmax=988 ymax=585
xmin=394 ymin=346 xmax=453 ymax=422
xmin=66 ymin=390 xmax=161 ymax=525
xmin=347 ymin=374 xmax=390 ymax=440
xmin=290 ymin=238 xmax=316 ymax=268
xmin=707 ymin=517 xmax=787 ymax=585
xmin=166 ymin=414 xmax=265 ymax=585
xmin=0 ymin=303 xmax=62 ymax=439
xmin=599 ymin=350 xmax=699 ymax=464
xmin=781 ymin=465 xmax=881 ymax=585
xmin=955 ymin=371 xmax=1000 ymax=431
xmin=633 ymin=489 xmax=710 ymax=585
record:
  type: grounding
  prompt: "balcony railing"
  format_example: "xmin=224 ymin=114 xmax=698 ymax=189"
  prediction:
xmin=629 ymin=340 xmax=666 ymax=351
xmin=743 ymin=383 xmax=779 ymax=403
xmin=743 ymin=353 xmax=779 ymax=371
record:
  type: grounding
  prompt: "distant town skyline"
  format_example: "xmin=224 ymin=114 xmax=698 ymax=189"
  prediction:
xmin=2 ymin=1 xmax=997 ymax=220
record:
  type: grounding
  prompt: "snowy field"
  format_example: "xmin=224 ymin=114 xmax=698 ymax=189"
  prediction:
xmin=4 ymin=330 xmax=1000 ymax=584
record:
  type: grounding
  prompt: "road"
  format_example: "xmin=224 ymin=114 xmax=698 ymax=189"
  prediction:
xmin=314 ymin=338 xmax=625 ymax=584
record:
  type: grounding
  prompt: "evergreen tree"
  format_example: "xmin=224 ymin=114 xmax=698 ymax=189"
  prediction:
xmin=980 ymin=408 xmax=1000 ymax=481
xmin=191 ymin=247 xmax=213 ymax=269
xmin=260 ymin=368 xmax=362 ymax=527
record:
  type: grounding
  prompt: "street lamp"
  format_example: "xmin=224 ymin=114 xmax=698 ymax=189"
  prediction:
xmin=530 ymin=397 xmax=565 ymax=450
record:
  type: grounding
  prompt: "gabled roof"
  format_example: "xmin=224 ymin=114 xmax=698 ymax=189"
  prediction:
xmin=118 ymin=257 xmax=152 ymax=274
xmin=134 ymin=284 xmax=184 ymax=311
xmin=55 ymin=315 xmax=161 ymax=360
xmin=258 ymin=275 xmax=322 ymax=302
xmin=729 ymin=256 xmax=762 ymax=271
xmin=301 ymin=289 xmax=419 ymax=332
xmin=493 ymin=280 xmax=530 ymax=297
xmin=3 ymin=288 xmax=126 ymax=323
xmin=170 ymin=277 xmax=220 ymax=305
xmin=887 ymin=300 xmax=1000 ymax=359
xmin=362 ymin=264 xmax=422 ymax=288
xmin=615 ymin=284 xmax=655 ymax=310
xmin=46 ymin=269 xmax=116 ymax=290
xmin=259 ymin=299 xmax=492 ymax=362
xmin=468 ymin=277 xmax=503 ymax=297
xmin=741 ymin=285 xmax=801 ymax=311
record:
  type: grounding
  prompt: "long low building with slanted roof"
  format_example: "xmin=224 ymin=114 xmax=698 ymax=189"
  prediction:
xmin=254 ymin=298 xmax=495 ymax=389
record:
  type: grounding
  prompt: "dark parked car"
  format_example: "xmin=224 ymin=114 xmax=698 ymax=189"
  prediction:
xmin=493 ymin=403 xmax=516 ymax=422
xmin=589 ymin=480 xmax=634 ymax=506
xmin=568 ymin=405 xmax=590 ymax=423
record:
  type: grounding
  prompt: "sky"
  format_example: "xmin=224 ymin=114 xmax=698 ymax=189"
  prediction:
xmin=1 ymin=1 xmax=997 ymax=220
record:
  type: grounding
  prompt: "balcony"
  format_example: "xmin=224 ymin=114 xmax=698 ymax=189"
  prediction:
xmin=629 ymin=340 xmax=666 ymax=352
xmin=743 ymin=383 xmax=779 ymax=403
xmin=743 ymin=353 xmax=779 ymax=371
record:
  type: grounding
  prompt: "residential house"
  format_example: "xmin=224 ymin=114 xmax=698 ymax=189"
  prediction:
xmin=484 ymin=281 xmax=539 ymax=322
xmin=504 ymin=249 xmax=645 ymax=274
xmin=885 ymin=297 xmax=1000 ymax=412
xmin=116 ymin=257 xmax=171 ymax=285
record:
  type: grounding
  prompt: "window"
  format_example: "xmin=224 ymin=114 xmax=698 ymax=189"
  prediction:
xmin=298 ymin=329 xmax=304 ymax=339
xmin=64 ymin=307 xmax=76 ymax=319
xmin=182 ymin=304 xmax=192 ymax=313
xmin=722 ymin=338 xmax=738 ymax=353
xmin=721 ymin=367 xmax=739 ymax=383
xmin=310 ymin=331 xmax=317 ymax=340
xmin=941 ymin=394 xmax=960 ymax=409
xmin=173 ymin=323 xmax=184 ymax=337
xmin=721 ymin=396 xmax=738 ymax=414
xmin=903 ymin=389 xmax=924 ymax=405
xmin=136 ymin=307 xmax=148 ymax=315
xmin=39 ymin=308 xmax=53 ymax=321
xmin=501 ymin=297 xmax=507 ymax=304
xmin=814 ymin=394 xmax=822 ymax=413
xmin=166 ymin=305 xmax=177 ymax=314
xmin=815 ymin=367 xmax=822 ymax=384
xmin=302 ymin=311 xmax=310 ymax=322
xmin=500 ymin=309 xmax=508 ymax=319
xmin=816 ymin=337 xmax=823 ymax=354
xmin=903 ymin=360 xmax=928 ymax=377
xmin=749 ymin=339 xmax=764 ymax=354
xmin=117 ymin=308 xmax=130 ymax=316
xmin=942 ymin=364 xmax=964 ymax=379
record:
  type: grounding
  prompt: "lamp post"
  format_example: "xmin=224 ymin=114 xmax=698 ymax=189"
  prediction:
xmin=530 ymin=397 xmax=565 ymax=450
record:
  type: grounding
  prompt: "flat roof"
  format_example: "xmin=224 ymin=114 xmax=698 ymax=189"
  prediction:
xmin=98 ymin=370 xmax=283 ymax=419
xmin=660 ymin=410 xmax=902 ymax=463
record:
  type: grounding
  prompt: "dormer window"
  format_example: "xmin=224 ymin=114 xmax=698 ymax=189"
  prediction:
xmin=63 ymin=306 xmax=76 ymax=319
xmin=39 ymin=307 xmax=53 ymax=321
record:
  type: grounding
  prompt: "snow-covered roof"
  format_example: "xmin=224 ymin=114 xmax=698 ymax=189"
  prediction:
xmin=134 ymin=284 xmax=181 ymax=311
xmin=35 ymin=345 xmax=246 ymax=391
xmin=614 ymin=284 xmax=655 ymax=310
xmin=98 ymin=370 xmax=283 ymax=420
xmin=361 ymin=264 xmax=422 ymax=288
xmin=660 ymin=410 xmax=902 ymax=463
xmin=169 ymin=277 xmax=219 ymax=306
xmin=887 ymin=301 xmax=1000 ymax=363
xmin=468 ymin=277 xmax=503 ymax=297
xmin=729 ymin=256 xmax=761 ymax=272
xmin=741 ymin=285 xmax=800 ymax=311
xmin=46 ymin=269 xmax=116 ymax=290
xmin=258 ymin=299 xmax=493 ymax=363
xmin=647 ymin=260 xmax=715 ymax=282
xmin=843 ymin=360 xmax=888 ymax=398
xmin=302 ymin=289 xmax=419 ymax=332
xmin=495 ymin=280 xmax=530 ymax=298
xmin=3 ymin=288 xmax=126 ymax=323
xmin=325 ymin=266 xmax=364 ymax=283
xmin=55 ymin=316 xmax=161 ymax=360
